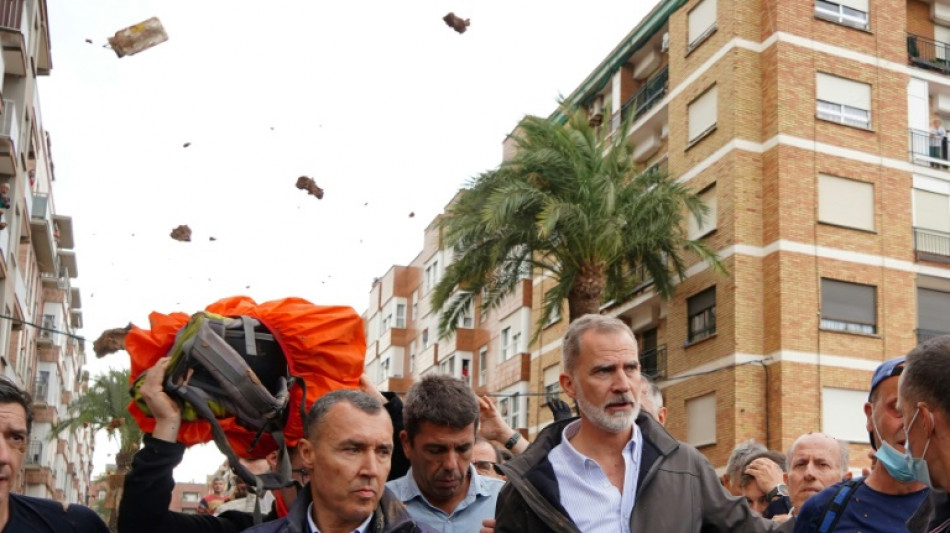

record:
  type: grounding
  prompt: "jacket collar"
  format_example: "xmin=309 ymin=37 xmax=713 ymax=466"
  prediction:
xmin=285 ymin=485 xmax=414 ymax=533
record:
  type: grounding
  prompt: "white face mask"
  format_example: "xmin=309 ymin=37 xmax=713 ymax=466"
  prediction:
xmin=902 ymin=407 xmax=934 ymax=488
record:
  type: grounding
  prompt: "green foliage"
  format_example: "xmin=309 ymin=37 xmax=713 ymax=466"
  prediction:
xmin=433 ymin=104 xmax=725 ymax=339
xmin=52 ymin=368 xmax=143 ymax=457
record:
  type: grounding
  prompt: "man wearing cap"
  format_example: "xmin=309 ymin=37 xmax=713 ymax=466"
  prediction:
xmin=793 ymin=356 xmax=929 ymax=532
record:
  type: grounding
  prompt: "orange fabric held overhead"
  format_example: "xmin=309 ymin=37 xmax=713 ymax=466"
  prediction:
xmin=125 ymin=296 xmax=365 ymax=457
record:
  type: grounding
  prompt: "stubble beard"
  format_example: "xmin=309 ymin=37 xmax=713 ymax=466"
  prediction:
xmin=576 ymin=387 xmax=640 ymax=433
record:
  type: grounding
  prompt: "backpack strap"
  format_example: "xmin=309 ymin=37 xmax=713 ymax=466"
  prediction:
xmin=816 ymin=478 xmax=864 ymax=533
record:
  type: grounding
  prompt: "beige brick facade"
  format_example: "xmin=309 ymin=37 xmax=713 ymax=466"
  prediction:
xmin=363 ymin=0 xmax=950 ymax=473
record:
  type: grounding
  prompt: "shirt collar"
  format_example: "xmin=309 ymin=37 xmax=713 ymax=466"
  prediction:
xmin=559 ymin=419 xmax=641 ymax=466
xmin=306 ymin=502 xmax=373 ymax=533
xmin=399 ymin=465 xmax=493 ymax=500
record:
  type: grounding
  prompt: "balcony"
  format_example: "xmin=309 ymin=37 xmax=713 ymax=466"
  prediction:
xmin=914 ymin=227 xmax=950 ymax=262
xmin=0 ymin=0 xmax=27 ymax=76
xmin=0 ymin=98 xmax=18 ymax=175
xmin=908 ymin=32 xmax=950 ymax=77
xmin=32 ymin=377 xmax=48 ymax=404
xmin=640 ymin=344 xmax=667 ymax=378
xmin=621 ymin=65 xmax=669 ymax=124
xmin=908 ymin=128 xmax=950 ymax=168
xmin=30 ymin=193 xmax=58 ymax=273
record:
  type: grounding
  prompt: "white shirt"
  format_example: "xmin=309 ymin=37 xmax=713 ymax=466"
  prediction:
xmin=306 ymin=503 xmax=373 ymax=533
xmin=548 ymin=419 xmax=643 ymax=533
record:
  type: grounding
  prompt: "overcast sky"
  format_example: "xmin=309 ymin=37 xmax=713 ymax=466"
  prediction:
xmin=39 ymin=0 xmax=659 ymax=482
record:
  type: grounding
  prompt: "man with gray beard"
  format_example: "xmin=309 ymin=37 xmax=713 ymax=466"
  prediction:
xmin=495 ymin=314 xmax=776 ymax=533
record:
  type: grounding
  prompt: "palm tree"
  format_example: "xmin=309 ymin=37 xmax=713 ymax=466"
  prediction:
xmin=433 ymin=104 xmax=725 ymax=338
xmin=52 ymin=368 xmax=143 ymax=532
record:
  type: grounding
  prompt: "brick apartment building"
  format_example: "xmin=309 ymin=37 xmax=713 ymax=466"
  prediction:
xmin=364 ymin=0 xmax=950 ymax=471
xmin=0 ymin=0 xmax=94 ymax=503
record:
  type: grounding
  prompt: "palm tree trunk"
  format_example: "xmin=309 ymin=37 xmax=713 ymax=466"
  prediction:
xmin=568 ymin=261 xmax=606 ymax=320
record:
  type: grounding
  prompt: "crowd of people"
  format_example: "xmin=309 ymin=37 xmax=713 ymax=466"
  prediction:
xmin=1 ymin=314 xmax=949 ymax=532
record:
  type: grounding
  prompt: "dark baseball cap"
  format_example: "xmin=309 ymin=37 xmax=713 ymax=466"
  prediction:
xmin=867 ymin=356 xmax=905 ymax=449
xmin=869 ymin=356 xmax=905 ymax=401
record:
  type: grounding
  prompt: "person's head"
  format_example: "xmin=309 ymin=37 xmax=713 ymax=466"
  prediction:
xmin=472 ymin=436 xmax=504 ymax=480
xmin=400 ymin=374 xmax=479 ymax=509
xmin=898 ymin=335 xmax=950 ymax=490
xmin=0 ymin=377 xmax=30 ymax=506
xmin=639 ymin=374 xmax=666 ymax=426
xmin=298 ymin=389 xmax=393 ymax=532
xmin=721 ymin=440 xmax=767 ymax=496
xmin=785 ymin=433 xmax=850 ymax=510
xmin=560 ymin=314 xmax=641 ymax=434
xmin=211 ymin=477 xmax=226 ymax=495
xmin=866 ymin=356 xmax=906 ymax=452
xmin=0 ymin=183 xmax=9 ymax=196
xmin=738 ymin=451 xmax=786 ymax=515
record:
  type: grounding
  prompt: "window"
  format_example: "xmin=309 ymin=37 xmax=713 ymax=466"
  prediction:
xmin=410 ymin=341 xmax=417 ymax=373
xmin=500 ymin=327 xmax=512 ymax=360
xmin=27 ymin=440 xmax=41 ymax=464
xmin=499 ymin=395 xmax=523 ymax=430
xmin=458 ymin=301 xmax=473 ymax=329
xmin=544 ymin=302 xmax=562 ymax=327
xmin=687 ymin=287 xmax=716 ymax=343
xmin=820 ymin=278 xmax=877 ymax=334
xmin=819 ymin=174 xmax=874 ymax=231
xmin=914 ymin=188 xmax=950 ymax=232
xmin=396 ymin=304 xmax=406 ymax=328
xmin=688 ymin=184 xmax=717 ymax=238
xmin=687 ymin=0 xmax=717 ymax=51
xmin=543 ymin=365 xmax=561 ymax=402
xmin=512 ymin=332 xmax=522 ymax=357
xmin=421 ymin=328 xmax=429 ymax=349
xmin=440 ymin=355 xmax=455 ymax=376
xmin=688 ymin=86 xmax=717 ymax=144
xmin=918 ymin=287 xmax=950 ymax=340
xmin=478 ymin=347 xmax=487 ymax=386
xmin=822 ymin=388 xmax=868 ymax=441
xmin=424 ymin=260 xmax=440 ymax=292
xmin=814 ymin=0 xmax=869 ymax=30
xmin=182 ymin=492 xmax=200 ymax=503
xmin=816 ymin=73 xmax=871 ymax=129
xmin=380 ymin=313 xmax=391 ymax=333
xmin=686 ymin=393 xmax=716 ymax=447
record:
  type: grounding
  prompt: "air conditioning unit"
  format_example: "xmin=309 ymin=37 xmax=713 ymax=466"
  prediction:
xmin=661 ymin=32 xmax=670 ymax=53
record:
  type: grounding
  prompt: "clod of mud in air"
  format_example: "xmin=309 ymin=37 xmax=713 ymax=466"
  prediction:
xmin=108 ymin=17 xmax=169 ymax=58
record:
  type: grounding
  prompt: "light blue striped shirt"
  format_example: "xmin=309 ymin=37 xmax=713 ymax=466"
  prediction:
xmin=549 ymin=420 xmax=642 ymax=533
xmin=387 ymin=465 xmax=504 ymax=533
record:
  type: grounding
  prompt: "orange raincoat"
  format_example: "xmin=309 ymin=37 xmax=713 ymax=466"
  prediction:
xmin=125 ymin=296 xmax=365 ymax=458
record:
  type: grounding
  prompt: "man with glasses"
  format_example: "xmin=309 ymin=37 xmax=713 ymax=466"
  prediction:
xmin=472 ymin=437 xmax=505 ymax=481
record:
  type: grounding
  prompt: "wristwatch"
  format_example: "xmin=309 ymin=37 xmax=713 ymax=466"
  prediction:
xmin=767 ymin=483 xmax=788 ymax=501
xmin=504 ymin=431 xmax=522 ymax=450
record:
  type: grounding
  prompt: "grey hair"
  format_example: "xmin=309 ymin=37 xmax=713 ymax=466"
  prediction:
xmin=902 ymin=335 xmax=950 ymax=417
xmin=737 ymin=450 xmax=787 ymax=488
xmin=304 ymin=389 xmax=383 ymax=440
xmin=787 ymin=434 xmax=850 ymax=475
xmin=403 ymin=374 xmax=479 ymax=443
xmin=725 ymin=440 xmax=767 ymax=484
xmin=562 ymin=314 xmax=636 ymax=374
xmin=641 ymin=374 xmax=664 ymax=409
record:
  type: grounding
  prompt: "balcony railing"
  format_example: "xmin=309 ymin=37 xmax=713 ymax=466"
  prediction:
xmin=908 ymin=33 xmax=950 ymax=77
xmin=33 ymin=378 xmax=48 ymax=403
xmin=26 ymin=439 xmax=40 ymax=465
xmin=915 ymin=227 xmax=950 ymax=261
xmin=0 ymin=0 xmax=24 ymax=31
xmin=0 ymin=99 xmax=18 ymax=152
xmin=640 ymin=344 xmax=667 ymax=378
xmin=908 ymin=128 xmax=950 ymax=167
xmin=621 ymin=65 xmax=669 ymax=124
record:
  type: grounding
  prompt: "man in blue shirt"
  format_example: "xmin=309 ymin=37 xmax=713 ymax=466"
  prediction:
xmin=387 ymin=375 xmax=504 ymax=532
xmin=794 ymin=357 xmax=928 ymax=532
